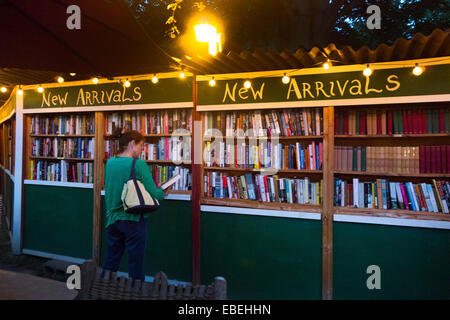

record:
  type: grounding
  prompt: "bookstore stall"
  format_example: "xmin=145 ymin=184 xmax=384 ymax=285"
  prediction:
xmin=195 ymin=57 xmax=450 ymax=299
xmin=13 ymin=73 xmax=194 ymax=282
xmin=0 ymin=91 xmax=16 ymax=239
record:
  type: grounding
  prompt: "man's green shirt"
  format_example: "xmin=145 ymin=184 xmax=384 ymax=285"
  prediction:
xmin=104 ymin=157 xmax=165 ymax=228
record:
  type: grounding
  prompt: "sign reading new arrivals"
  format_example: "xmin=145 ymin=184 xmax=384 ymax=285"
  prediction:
xmin=23 ymin=77 xmax=193 ymax=110
xmin=197 ymin=63 xmax=450 ymax=109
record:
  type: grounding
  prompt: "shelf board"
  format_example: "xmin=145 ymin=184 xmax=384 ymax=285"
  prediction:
xmin=203 ymin=135 xmax=323 ymax=140
xmin=334 ymin=206 xmax=450 ymax=222
xmin=204 ymin=166 xmax=322 ymax=174
xmin=30 ymin=134 xmax=95 ymax=137
xmin=335 ymin=134 xmax=450 ymax=138
xmin=30 ymin=156 xmax=94 ymax=161
xmin=334 ymin=170 xmax=450 ymax=178
xmin=103 ymin=158 xmax=191 ymax=165
xmin=104 ymin=133 xmax=191 ymax=138
xmin=166 ymin=190 xmax=191 ymax=195
xmin=202 ymin=197 xmax=322 ymax=213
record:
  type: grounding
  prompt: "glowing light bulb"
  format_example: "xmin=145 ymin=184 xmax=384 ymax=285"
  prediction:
xmin=209 ymin=77 xmax=216 ymax=87
xmin=323 ymin=61 xmax=331 ymax=70
xmin=37 ymin=86 xmax=44 ymax=93
xmin=363 ymin=64 xmax=372 ymax=77
xmin=244 ymin=80 xmax=251 ymax=89
xmin=413 ymin=64 xmax=423 ymax=76
xmin=282 ymin=74 xmax=290 ymax=84
xmin=92 ymin=77 xmax=99 ymax=84
xmin=179 ymin=72 xmax=185 ymax=79
xmin=124 ymin=79 xmax=131 ymax=87
xmin=57 ymin=77 xmax=64 ymax=83
xmin=69 ymin=73 xmax=76 ymax=77
xmin=1 ymin=87 xmax=7 ymax=93
xmin=152 ymin=75 xmax=159 ymax=84
xmin=17 ymin=88 xmax=23 ymax=95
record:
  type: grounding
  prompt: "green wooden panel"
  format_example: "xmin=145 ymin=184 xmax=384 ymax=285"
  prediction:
xmin=198 ymin=64 xmax=450 ymax=106
xmin=201 ymin=212 xmax=322 ymax=299
xmin=23 ymin=185 xmax=93 ymax=259
xmin=334 ymin=222 xmax=450 ymax=299
xmin=24 ymin=77 xmax=192 ymax=109
xmin=100 ymin=197 xmax=192 ymax=282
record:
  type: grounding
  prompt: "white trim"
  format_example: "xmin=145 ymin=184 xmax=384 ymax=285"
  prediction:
xmin=24 ymin=179 xmax=94 ymax=189
xmin=197 ymin=94 xmax=450 ymax=111
xmin=165 ymin=194 xmax=191 ymax=201
xmin=12 ymin=92 xmax=23 ymax=254
xmin=21 ymin=249 xmax=86 ymax=264
xmin=201 ymin=205 xmax=321 ymax=220
xmin=22 ymin=102 xmax=193 ymax=114
xmin=333 ymin=214 xmax=450 ymax=230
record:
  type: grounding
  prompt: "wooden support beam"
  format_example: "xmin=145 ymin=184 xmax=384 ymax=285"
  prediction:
xmin=322 ymin=106 xmax=334 ymax=300
xmin=93 ymin=112 xmax=105 ymax=265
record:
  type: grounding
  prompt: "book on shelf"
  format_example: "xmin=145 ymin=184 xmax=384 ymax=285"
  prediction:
xmin=335 ymin=108 xmax=450 ymax=135
xmin=30 ymin=160 xmax=93 ymax=183
xmin=147 ymin=165 xmax=191 ymax=191
xmin=204 ymin=171 xmax=322 ymax=205
xmin=104 ymin=110 xmax=192 ymax=135
xmin=334 ymin=177 xmax=450 ymax=213
xmin=204 ymin=140 xmax=322 ymax=170
xmin=203 ymin=108 xmax=323 ymax=137
xmin=32 ymin=137 xmax=95 ymax=159
xmin=335 ymin=145 xmax=449 ymax=174
xmin=31 ymin=114 xmax=95 ymax=135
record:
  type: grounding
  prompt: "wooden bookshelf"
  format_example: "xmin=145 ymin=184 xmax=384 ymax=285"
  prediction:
xmin=204 ymin=166 xmax=322 ymax=174
xmin=204 ymin=135 xmax=323 ymax=140
xmin=30 ymin=156 xmax=94 ymax=162
xmin=31 ymin=134 xmax=95 ymax=138
xmin=104 ymin=133 xmax=191 ymax=138
xmin=334 ymin=206 xmax=450 ymax=222
xmin=335 ymin=134 xmax=450 ymax=138
xmin=334 ymin=171 xmax=450 ymax=178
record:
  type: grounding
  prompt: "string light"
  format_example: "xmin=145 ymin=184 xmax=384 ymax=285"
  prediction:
xmin=17 ymin=86 xmax=23 ymax=95
xmin=69 ymin=73 xmax=76 ymax=77
xmin=1 ymin=87 xmax=7 ymax=93
xmin=152 ymin=74 xmax=159 ymax=84
xmin=413 ymin=63 xmax=423 ymax=76
xmin=57 ymin=76 xmax=64 ymax=83
xmin=323 ymin=60 xmax=331 ymax=70
xmin=209 ymin=77 xmax=216 ymax=87
xmin=363 ymin=64 xmax=372 ymax=77
xmin=124 ymin=79 xmax=131 ymax=87
xmin=37 ymin=85 xmax=44 ymax=93
xmin=244 ymin=80 xmax=251 ymax=89
xmin=92 ymin=77 xmax=99 ymax=84
xmin=282 ymin=73 xmax=290 ymax=84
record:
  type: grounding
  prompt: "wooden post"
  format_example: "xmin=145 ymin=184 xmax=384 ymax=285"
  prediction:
xmin=93 ymin=112 xmax=105 ymax=265
xmin=322 ymin=106 xmax=334 ymax=300
xmin=191 ymin=75 xmax=201 ymax=284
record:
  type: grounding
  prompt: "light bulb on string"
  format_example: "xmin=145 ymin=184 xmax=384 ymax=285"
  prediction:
xmin=209 ymin=77 xmax=216 ymax=87
xmin=413 ymin=63 xmax=423 ymax=76
xmin=363 ymin=64 xmax=372 ymax=77
xmin=1 ymin=87 xmax=7 ymax=93
xmin=282 ymin=74 xmax=290 ymax=84
xmin=244 ymin=80 xmax=251 ymax=89
xmin=37 ymin=85 xmax=44 ymax=93
xmin=92 ymin=77 xmax=99 ymax=84
xmin=57 ymin=76 xmax=64 ymax=83
xmin=179 ymin=70 xmax=185 ymax=79
xmin=152 ymin=75 xmax=159 ymax=84
xmin=323 ymin=60 xmax=331 ymax=70
xmin=124 ymin=79 xmax=131 ymax=87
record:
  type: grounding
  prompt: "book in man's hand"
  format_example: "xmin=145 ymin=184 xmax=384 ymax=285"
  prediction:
xmin=160 ymin=174 xmax=181 ymax=190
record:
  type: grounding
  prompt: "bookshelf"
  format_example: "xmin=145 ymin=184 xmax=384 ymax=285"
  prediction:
xmin=200 ymin=108 xmax=325 ymax=213
xmin=334 ymin=102 xmax=450 ymax=221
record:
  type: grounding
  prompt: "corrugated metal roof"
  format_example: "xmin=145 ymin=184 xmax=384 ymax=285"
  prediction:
xmin=181 ymin=28 xmax=450 ymax=75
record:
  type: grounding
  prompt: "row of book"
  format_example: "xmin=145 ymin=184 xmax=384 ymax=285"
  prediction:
xmin=30 ymin=160 xmax=94 ymax=183
xmin=105 ymin=110 xmax=193 ymax=135
xmin=30 ymin=114 xmax=95 ymax=135
xmin=334 ymin=178 xmax=449 ymax=213
xmin=334 ymin=108 xmax=450 ymax=135
xmin=204 ymin=171 xmax=322 ymax=204
xmin=148 ymin=165 xmax=191 ymax=191
xmin=31 ymin=137 xmax=95 ymax=159
xmin=204 ymin=141 xmax=322 ymax=170
xmin=203 ymin=108 xmax=323 ymax=137
xmin=105 ymin=137 xmax=191 ymax=162
xmin=335 ymin=146 xmax=450 ymax=174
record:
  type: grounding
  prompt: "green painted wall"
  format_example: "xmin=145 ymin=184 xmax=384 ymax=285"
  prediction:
xmin=23 ymin=185 xmax=93 ymax=259
xmin=200 ymin=212 xmax=322 ymax=299
xmin=100 ymin=196 xmax=192 ymax=282
xmin=334 ymin=222 xmax=450 ymax=300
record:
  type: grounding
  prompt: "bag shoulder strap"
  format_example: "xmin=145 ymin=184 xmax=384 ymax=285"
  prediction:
xmin=130 ymin=158 xmax=137 ymax=180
